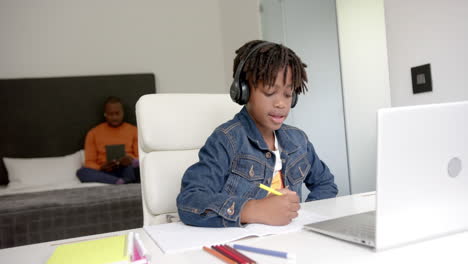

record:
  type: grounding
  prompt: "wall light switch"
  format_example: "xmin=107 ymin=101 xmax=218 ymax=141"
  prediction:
xmin=411 ymin=64 xmax=432 ymax=94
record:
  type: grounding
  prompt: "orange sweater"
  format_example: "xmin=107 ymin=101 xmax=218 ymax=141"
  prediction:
xmin=84 ymin=122 xmax=138 ymax=170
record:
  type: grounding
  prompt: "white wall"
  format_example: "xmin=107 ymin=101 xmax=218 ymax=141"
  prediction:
xmin=336 ymin=0 xmax=391 ymax=193
xmin=0 ymin=0 xmax=260 ymax=94
xmin=218 ymin=1 xmax=262 ymax=91
xmin=385 ymin=0 xmax=468 ymax=106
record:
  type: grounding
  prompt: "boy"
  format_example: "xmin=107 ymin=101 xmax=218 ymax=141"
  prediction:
xmin=176 ymin=40 xmax=338 ymax=227
xmin=77 ymin=96 xmax=139 ymax=184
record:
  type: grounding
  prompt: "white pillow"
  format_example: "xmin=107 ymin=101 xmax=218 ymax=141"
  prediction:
xmin=79 ymin=150 xmax=85 ymax=165
xmin=3 ymin=150 xmax=83 ymax=188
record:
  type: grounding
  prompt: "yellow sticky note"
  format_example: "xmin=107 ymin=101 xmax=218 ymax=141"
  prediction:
xmin=47 ymin=235 xmax=128 ymax=264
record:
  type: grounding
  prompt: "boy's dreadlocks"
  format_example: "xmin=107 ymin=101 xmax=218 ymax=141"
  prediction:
xmin=233 ymin=40 xmax=308 ymax=94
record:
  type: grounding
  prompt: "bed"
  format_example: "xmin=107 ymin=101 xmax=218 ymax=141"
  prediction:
xmin=0 ymin=73 xmax=155 ymax=248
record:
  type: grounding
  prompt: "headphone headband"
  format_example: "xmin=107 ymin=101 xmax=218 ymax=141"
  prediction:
xmin=230 ymin=41 xmax=298 ymax=108
xmin=233 ymin=42 xmax=272 ymax=88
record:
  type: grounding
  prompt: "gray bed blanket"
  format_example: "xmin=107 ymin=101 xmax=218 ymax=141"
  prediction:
xmin=0 ymin=184 xmax=143 ymax=248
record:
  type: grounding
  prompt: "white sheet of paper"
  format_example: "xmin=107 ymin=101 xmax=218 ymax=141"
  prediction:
xmin=143 ymin=209 xmax=326 ymax=254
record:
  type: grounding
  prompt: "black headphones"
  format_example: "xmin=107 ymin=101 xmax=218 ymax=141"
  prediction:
xmin=230 ymin=41 xmax=298 ymax=108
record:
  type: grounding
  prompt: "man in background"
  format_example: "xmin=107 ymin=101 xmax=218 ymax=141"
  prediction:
xmin=77 ymin=96 xmax=139 ymax=184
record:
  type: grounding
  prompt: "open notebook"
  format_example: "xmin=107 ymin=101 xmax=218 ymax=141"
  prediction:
xmin=144 ymin=209 xmax=326 ymax=254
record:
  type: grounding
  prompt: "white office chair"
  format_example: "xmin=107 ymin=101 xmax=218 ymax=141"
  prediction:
xmin=135 ymin=94 xmax=241 ymax=226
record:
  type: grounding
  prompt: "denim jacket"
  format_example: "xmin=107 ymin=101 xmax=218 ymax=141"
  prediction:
xmin=176 ymin=107 xmax=338 ymax=227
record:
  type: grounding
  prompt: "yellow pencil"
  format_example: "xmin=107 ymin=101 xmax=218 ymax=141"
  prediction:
xmin=259 ymin=183 xmax=283 ymax=196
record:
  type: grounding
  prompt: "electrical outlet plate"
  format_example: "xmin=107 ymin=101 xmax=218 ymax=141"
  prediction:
xmin=411 ymin=64 xmax=432 ymax=94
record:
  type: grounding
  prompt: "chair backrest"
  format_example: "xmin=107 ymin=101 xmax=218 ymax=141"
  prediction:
xmin=135 ymin=94 xmax=241 ymax=225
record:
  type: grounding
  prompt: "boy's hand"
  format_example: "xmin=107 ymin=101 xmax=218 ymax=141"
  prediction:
xmin=240 ymin=189 xmax=300 ymax=226
xmin=101 ymin=160 xmax=119 ymax=172
xmin=119 ymin=156 xmax=133 ymax=167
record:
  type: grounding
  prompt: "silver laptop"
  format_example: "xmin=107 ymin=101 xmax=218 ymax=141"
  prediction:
xmin=304 ymin=100 xmax=468 ymax=250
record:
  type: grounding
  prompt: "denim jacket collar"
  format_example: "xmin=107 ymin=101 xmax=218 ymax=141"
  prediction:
xmin=238 ymin=107 xmax=299 ymax=154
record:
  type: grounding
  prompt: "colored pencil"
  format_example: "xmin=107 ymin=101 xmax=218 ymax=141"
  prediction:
xmin=223 ymin=244 xmax=256 ymax=264
xmin=203 ymin=246 xmax=237 ymax=264
xmin=233 ymin=244 xmax=295 ymax=259
xmin=258 ymin=183 xmax=283 ymax=196
xmin=212 ymin=245 xmax=245 ymax=263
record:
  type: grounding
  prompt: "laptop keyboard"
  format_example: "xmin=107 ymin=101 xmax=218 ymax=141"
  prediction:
xmin=304 ymin=211 xmax=376 ymax=244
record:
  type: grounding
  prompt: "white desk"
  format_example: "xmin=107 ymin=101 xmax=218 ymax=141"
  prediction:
xmin=1 ymin=192 xmax=467 ymax=264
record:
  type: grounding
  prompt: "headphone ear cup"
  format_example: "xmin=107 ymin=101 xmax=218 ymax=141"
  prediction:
xmin=229 ymin=78 xmax=250 ymax=105
xmin=229 ymin=80 xmax=241 ymax=104
xmin=291 ymin=92 xmax=298 ymax=108
xmin=239 ymin=80 xmax=250 ymax=105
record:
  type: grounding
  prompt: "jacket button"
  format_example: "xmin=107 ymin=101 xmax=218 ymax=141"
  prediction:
xmin=249 ymin=165 xmax=255 ymax=177
xmin=265 ymin=152 xmax=271 ymax=158
xmin=227 ymin=208 xmax=234 ymax=215
xmin=227 ymin=203 xmax=235 ymax=215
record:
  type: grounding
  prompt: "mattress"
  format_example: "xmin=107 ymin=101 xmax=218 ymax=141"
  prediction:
xmin=0 ymin=183 xmax=143 ymax=248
